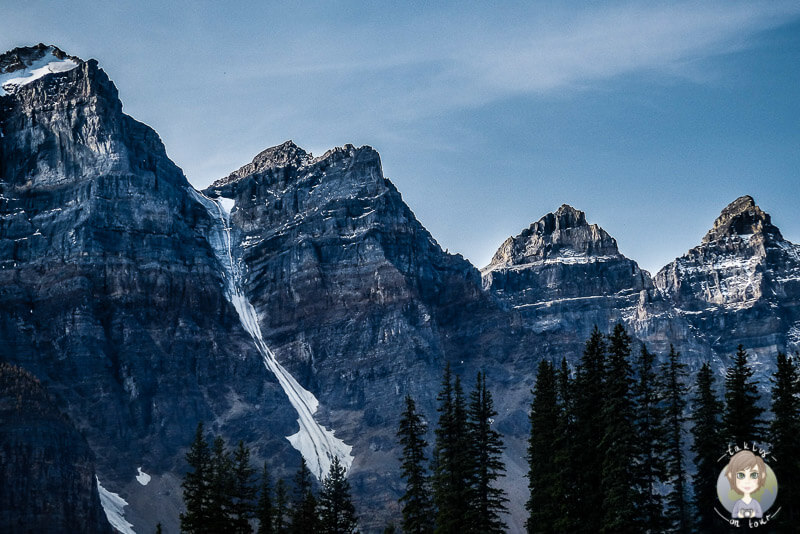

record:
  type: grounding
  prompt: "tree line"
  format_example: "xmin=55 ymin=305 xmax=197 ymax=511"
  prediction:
xmin=179 ymin=423 xmax=357 ymax=534
xmin=179 ymin=323 xmax=799 ymax=533
xmin=522 ymin=324 xmax=800 ymax=533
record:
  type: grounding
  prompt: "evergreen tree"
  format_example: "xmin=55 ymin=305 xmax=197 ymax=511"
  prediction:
xmin=722 ymin=345 xmax=764 ymax=445
xmin=273 ymin=479 xmax=290 ymax=534
xmin=257 ymin=463 xmax=273 ymax=534
xmin=231 ymin=440 xmax=258 ymax=533
xmin=661 ymin=345 xmax=689 ymax=533
xmin=290 ymin=459 xmax=318 ymax=534
xmin=208 ymin=435 xmax=235 ymax=532
xmin=526 ymin=360 xmax=560 ymax=534
xmin=690 ymin=362 xmax=724 ymax=533
xmin=467 ymin=372 xmax=508 ymax=534
xmin=318 ymin=457 xmax=358 ymax=534
xmin=431 ymin=363 xmax=471 ymax=534
xmin=631 ymin=345 xmax=666 ymax=532
xmin=552 ymin=357 xmax=576 ymax=533
xmin=570 ymin=327 xmax=607 ymax=532
xmin=599 ymin=324 xmax=639 ymax=533
xmin=769 ymin=352 xmax=800 ymax=531
xmin=156 ymin=523 xmax=163 ymax=534
xmin=397 ymin=394 xmax=434 ymax=534
xmin=181 ymin=422 xmax=212 ymax=533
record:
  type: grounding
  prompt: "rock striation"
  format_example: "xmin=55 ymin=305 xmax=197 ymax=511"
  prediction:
xmin=203 ymin=141 xmax=535 ymax=530
xmin=0 ymin=362 xmax=112 ymax=533
xmin=656 ymin=195 xmax=800 ymax=370
xmin=0 ymin=45 xmax=298 ymax=534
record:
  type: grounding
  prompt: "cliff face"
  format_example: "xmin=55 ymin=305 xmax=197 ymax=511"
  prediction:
xmin=203 ymin=141 xmax=534 ymax=530
xmin=0 ymin=363 xmax=112 ymax=534
xmin=0 ymin=45 xmax=297 ymax=534
xmin=481 ymin=204 xmax=705 ymax=359
xmin=656 ymin=195 xmax=800 ymax=367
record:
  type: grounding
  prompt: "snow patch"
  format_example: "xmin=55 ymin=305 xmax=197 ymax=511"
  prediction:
xmin=218 ymin=197 xmax=235 ymax=213
xmin=97 ymin=477 xmax=136 ymax=534
xmin=190 ymin=188 xmax=354 ymax=480
xmin=1 ymin=48 xmax=78 ymax=96
xmin=136 ymin=467 xmax=151 ymax=486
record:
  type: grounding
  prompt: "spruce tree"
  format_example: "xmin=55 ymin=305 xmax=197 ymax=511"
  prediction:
xmin=631 ymin=345 xmax=666 ymax=532
xmin=273 ymin=479 xmax=290 ymax=534
xmin=208 ymin=435 xmax=235 ymax=532
xmin=690 ymin=362 xmax=724 ymax=533
xmin=318 ymin=456 xmax=358 ymax=534
xmin=570 ymin=327 xmax=606 ymax=532
xmin=397 ymin=394 xmax=434 ymax=534
xmin=722 ymin=345 xmax=764 ymax=445
xmin=769 ymin=352 xmax=800 ymax=531
xmin=181 ymin=422 xmax=212 ymax=533
xmin=552 ymin=357 xmax=576 ymax=533
xmin=526 ymin=360 xmax=559 ymax=534
xmin=231 ymin=440 xmax=258 ymax=533
xmin=432 ymin=363 xmax=471 ymax=534
xmin=467 ymin=372 xmax=508 ymax=534
xmin=257 ymin=463 xmax=273 ymax=534
xmin=290 ymin=459 xmax=318 ymax=534
xmin=661 ymin=345 xmax=689 ymax=533
xmin=599 ymin=324 xmax=639 ymax=533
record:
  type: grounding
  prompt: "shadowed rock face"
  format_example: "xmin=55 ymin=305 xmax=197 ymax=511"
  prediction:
xmin=656 ymin=196 xmax=800 ymax=369
xmin=1 ymin=46 xmax=297 ymax=534
xmin=204 ymin=141 xmax=536 ymax=531
xmin=0 ymin=363 xmax=112 ymax=534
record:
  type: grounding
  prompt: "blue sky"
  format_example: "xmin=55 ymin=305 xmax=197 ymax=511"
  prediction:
xmin=3 ymin=1 xmax=799 ymax=273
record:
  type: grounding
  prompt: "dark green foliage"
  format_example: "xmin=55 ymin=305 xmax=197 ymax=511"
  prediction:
xmin=432 ymin=363 xmax=472 ymax=534
xmin=599 ymin=324 xmax=639 ymax=533
xmin=181 ymin=422 xmax=212 ymax=533
xmin=156 ymin=523 xmax=163 ymax=534
xmin=526 ymin=360 xmax=560 ymax=534
xmin=318 ymin=456 xmax=358 ymax=534
xmin=257 ymin=463 xmax=273 ymax=534
xmin=722 ymin=345 xmax=764 ymax=445
xmin=769 ymin=353 xmax=800 ymax=531
xmin=660 ymin=345 xmax=689 ymax=532
xmin=569 ymin=327 xmax=607 ymax=531
xmin=383 ymin=523 xmax=398 ymax=534
xmin=208 ymin=436 xmax=235 ymax=531
xmin=290 ymin=459 xmax=318 ymax=534
xmin=397 ymin=395 xmax=434 ymax=534
xmin=690 ymin=362 xmax=724 ymax=533
xmin=631 ymin=345 xmax=666 ymax=532
xmin=467 ymin=372 xmax=508 ymax=534
xmin=273 ymin=479 xmax=290 ymax=534
xmin=232 ymin=440 xmax=258 ymax=533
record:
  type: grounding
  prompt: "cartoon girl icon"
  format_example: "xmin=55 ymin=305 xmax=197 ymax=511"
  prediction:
xmin=724 ymin=450 xmax=767 ymax=519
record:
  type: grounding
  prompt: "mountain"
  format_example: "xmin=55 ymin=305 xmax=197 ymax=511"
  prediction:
xmin=0 ymin=44 xmax=299 ymax=533
xmin=2 ymin=43 xmax=799 ymax=533
xmin=481 ymin=204 xmax=705 ymax=359
xmin=0 ymin=362 xmax=112 ymax=533
xmin=656 ymin=195 xmax=800 ymax=373
xmin=203 ymin=140 xmax=537 ymax=530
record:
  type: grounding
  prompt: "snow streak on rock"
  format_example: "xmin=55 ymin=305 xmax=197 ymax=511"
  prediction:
xmin=96 ymin=477 xmax=136 ymax=534
xmin=191 ymin=189 xmax=353 ymax=480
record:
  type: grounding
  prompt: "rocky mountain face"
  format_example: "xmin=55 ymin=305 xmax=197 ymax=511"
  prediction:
xmin=203 ymin=141 xmax=536 ymax=529
xmin=481 ymin=204 xmax=704 ymax=359
xmin=655 ymin=195 xmax=800 ymax=373
xmin=0 ymin=45 xmax=298 ymax=534
xmin=2 ymin=43 xmax=799 ymax=534
xmin=0 ymin=362 xmax=112 ymax=533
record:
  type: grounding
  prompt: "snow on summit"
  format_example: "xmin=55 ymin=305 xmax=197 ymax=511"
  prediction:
xmin=0 ymin=44 xmax=79 ymax=97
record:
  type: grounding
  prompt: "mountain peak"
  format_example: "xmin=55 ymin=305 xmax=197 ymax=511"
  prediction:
xmin=486 ymin=205 xmax=620 ymax=269
xmin=1 ymin=44 xmax=81 ymax=96
xmin=210 ymin=140 xmax=312 ymax=189
xmin=702 ymin=195 xmax=782 ymax=243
